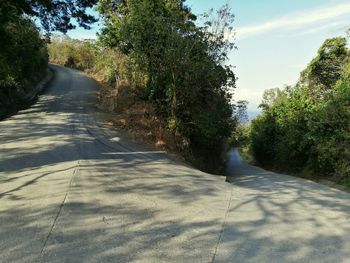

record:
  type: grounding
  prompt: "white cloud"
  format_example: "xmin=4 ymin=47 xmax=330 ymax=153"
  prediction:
xmin=236 ymin=2 xmax=350 ymax=40
xmin=233 ymin=88 xmax=263 ymax=109
xmin=279 ymin=19 xmax=350 ymax=38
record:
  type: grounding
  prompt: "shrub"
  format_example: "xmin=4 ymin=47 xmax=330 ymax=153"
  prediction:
xmin=249 ymin=37 xmax=350 ymax=181
xmin=0 ymin=2 xmax=48 ymax=116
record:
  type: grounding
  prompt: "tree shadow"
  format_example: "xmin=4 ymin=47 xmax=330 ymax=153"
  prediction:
xmin=221 ymin=149 xmax=350 ymax=262
xmin=0 ymin=65 xmax=232 ymax=262
xmin=2 ymin=65 xmax=350 ymax=262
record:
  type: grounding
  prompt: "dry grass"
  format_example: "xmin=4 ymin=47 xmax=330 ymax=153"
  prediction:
xmin=88 ymin=69 xmax=186 ymax=158
xmin=110 ymin=101 xmax=181 ymax=153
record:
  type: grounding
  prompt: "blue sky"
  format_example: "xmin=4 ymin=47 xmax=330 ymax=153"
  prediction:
xmin=66 ymin=0 xmax=350 ymax=116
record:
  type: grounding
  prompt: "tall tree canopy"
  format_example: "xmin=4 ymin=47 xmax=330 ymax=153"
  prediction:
xmin=248 ymin=34 xmax=350 ymax=182
xmin=1 ymin=0 xmax=98 ymax=33
xmin=300 ymin=37 xmax=349 ymax=96
xmin=97 ymin=0 xmax=236 ymax=172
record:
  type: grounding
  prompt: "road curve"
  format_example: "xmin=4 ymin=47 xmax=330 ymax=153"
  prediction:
xmin=0 ymin=65 xmax=232 ymax=263
xmin=0 ymin=65 xmax=350 ymax=262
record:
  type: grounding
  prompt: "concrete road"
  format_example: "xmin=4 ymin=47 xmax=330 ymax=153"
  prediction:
xmin=0 ymin=65 xmax=232 ymax=263
xmin=0 ymin=65 xmax=349 ymax=262
xmin=223 ymin=149 xmax=350 ymax=262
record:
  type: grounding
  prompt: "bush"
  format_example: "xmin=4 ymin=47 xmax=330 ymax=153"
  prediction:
xmin=0 ymin=2 xmax=48 ymax=116
xmin=249 ymin=36 xmax=350 ymax=181
xmin=48 ymin=37 xmax=95 ymax=70
xmin=97 ymin=1 xmax=236 ymax=173
xmin=49 ymin=2 xmax=237 ymax=173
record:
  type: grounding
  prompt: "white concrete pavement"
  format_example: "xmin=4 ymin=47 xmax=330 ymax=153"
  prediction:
xmin=1 ymin=65 xmax=350 ymax=262
xmin=222 ymin=149 xmax=350 ymax=262
xmin=0 ymin=65 xmax=232 ymax=263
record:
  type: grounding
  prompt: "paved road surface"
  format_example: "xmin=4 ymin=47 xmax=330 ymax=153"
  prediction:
xmin=1 ymin=65 xmax=350 ymax=262
xmin=224 ymin=149 xmax=350 ymax=262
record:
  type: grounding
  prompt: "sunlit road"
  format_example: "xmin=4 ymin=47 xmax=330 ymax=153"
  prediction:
xmin=225 ymin=149 xmax=350 ymax=262
xmin=1 ymin=65 xmax=350 ymax=262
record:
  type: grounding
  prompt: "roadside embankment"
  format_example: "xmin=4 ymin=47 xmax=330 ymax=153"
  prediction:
xmin=0 ymin=67 xmax=54 ymax=120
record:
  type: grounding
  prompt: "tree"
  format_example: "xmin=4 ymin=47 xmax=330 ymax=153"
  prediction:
xmin=0 ymin=3 xmax=48 ymax=116
xmin=98 ymin=0 xmax=236 ymax=172
xmin=0 ymin=3 xmax=48 ymax=83
xmin=234 ymin=100 xmax=248 ymax=124
xmin=98 ymin=0 xmax=197 ymax=100
xmin=1 ymin=0 xmax=98 ymax=33
xmin=259 ymin=88 xmax=286 ymax=111
xmin=300 ymin=37 xmax=349 ymax=95
xmin=249 ymin=33 xmax=350 ymax=181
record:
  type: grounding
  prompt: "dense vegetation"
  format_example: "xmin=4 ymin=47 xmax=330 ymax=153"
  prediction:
xmin=49 ymin=1 xmax=237 ymax=173
xmin=246 ymin=35 xmax=350 ymax=184
xmin=0 ymin=0 xmax=97 ymax=117
xmin=0 ymin=1 xmax=48 ymax=117
xmin=6 ymin=0 xmax=97 ymax=33
xmin=2 ymin=0 xmax=236 ymax=173
xmin=98 ymin=0 xmax=236 ymax=172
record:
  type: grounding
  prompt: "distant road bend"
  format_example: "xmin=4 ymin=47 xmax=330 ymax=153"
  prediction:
xmin=1 ymin=65 xmax=350 ymax=262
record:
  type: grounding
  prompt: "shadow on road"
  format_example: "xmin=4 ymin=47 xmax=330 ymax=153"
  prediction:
xmin=0 ymin=65 xmax=231 ymax=262
xmin=2 ymin=65 xmax=350 ymax=262
xmin=218 ymin=149 xmax=350 ymax=262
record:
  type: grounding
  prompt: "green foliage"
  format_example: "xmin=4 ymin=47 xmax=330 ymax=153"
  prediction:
xmin=0 ymin=0 xmax=96 ymax=116
xmin=0 ymin=5 xmax=48 ymax=82
xmin=309 ymin=64 xmax=350 ymax=178
xmin=97 ymin=0 xmax=236 ymax=173
xmin=250 ymin=35 xmax=350 ymax=181
xmin=48 ymin=37 xmax=148 ymax=90
xmin=250 ymin=112 xmax=279 ymax=166
xmin=4 ymin=0 xmax=98 ymax=33
xmin=300 ymin=37 xmax=349 ymax=96
xmin=233 ymin=100 xmax=249 ymax=124
xmin=0 ymin=1 xmax=48 ymax=116
xmin=231 ymin=124 xmax=250 ymax=146
xmin=48 ymin=37 xmax=96 ymax=70
xmin=93 ymin=47 xmax=148 ymax=88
